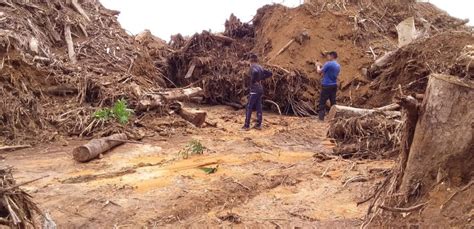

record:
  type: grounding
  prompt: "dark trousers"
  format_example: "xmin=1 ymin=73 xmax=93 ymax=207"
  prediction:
xmin=244 ymin=93 xmax=263 ymax=128
xmin=319 ymin=85 xmax=337 ymax=120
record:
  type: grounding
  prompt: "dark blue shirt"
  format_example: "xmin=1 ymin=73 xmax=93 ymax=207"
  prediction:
xmin=249 ymin=64 xmax=272 ymax=94
xmin=321 ymin=60 xmax=340 ymax=86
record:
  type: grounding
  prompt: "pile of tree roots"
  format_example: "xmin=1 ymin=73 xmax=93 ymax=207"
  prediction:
xmin=0 ymin=167 xmax=43 ymax=228
xmin=167 ymin=16 xmax=319 ymax=116
xmin=328 ymin=113 xmax=402 ymax=159
xmin=0 ymin=0 xmax=166 ymax=144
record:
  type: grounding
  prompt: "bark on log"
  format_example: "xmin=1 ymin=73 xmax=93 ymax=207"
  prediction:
xmin=327 ymin=105 xmax=401 ymax=120
xmin=400 ymin=74 xmax=474 ymax=195
xmin=396 ymin=95 xmax=419 ymax=187
xmin=73 ymin=133 xmax=127 ymax=162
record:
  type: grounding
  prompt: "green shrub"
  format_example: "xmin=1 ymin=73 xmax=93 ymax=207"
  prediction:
xmin=178 ymin=139 xmax=207 ymax=159
xmin=93 ymin=99 xmax=133 ymax=125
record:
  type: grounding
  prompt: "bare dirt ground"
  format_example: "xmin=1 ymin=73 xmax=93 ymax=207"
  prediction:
xmin=2 ymin=106 xmax=394 ymax=228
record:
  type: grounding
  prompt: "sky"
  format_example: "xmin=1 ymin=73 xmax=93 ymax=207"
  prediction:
xmin=99 ymin=0 xmax=473 ymax=41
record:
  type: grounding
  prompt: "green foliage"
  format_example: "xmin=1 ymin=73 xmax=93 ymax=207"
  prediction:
xmin=94 ymin=108 xmax=113 ymax=120
xmin=93 ymin=99 xmax=133 ymax=125
xmin=178 ymin=139 xmax=207 ymax=159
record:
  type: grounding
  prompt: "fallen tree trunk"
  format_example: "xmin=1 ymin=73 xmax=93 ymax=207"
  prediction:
xmin=327 ymin=105 xmax=401 ymax=120
xmin=72 ymin=133 xmax=127 ymax=162
xmin=137 ymin=87 xmax=203 ymax=111
xmin=400 ymin=74 xmax=474 ymax=195
xmin=171 ymin=102 xmax=207 ymax=127
xmin=162 ymin=87 xmax=203 ymax=101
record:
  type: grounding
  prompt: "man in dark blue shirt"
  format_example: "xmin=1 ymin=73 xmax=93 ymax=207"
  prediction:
xmin=243 ymin=54 xmax=273 ymax=130
xmin=316 ymin=51 xmax=341 ymax=121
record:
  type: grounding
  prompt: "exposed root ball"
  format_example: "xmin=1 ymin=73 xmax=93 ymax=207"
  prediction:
xmin=327 ymin=114 xmax=402 ymax=159
xmin=0 ymin=167 xmax=43 ymax=228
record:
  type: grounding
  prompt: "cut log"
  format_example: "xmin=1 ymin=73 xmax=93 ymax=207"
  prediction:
xmin=162 ymin=87 xmax=203 ymax=101
xmin=72 ymin=133 xmax=127 ymax=162
xmin=137 ymin=87 xmax=203 ymax=111
xmin=400 ymin=74 xmax=474 ymax=195
xmin=64 ymin=24 xmax=76 ymax=64
xmin=374 ymin=103 xmax=400 ymax=111
xmin=327 ymin=105 xmax=401 ymax=120
xmin=171 ymin=102 xmax=207 ymax=127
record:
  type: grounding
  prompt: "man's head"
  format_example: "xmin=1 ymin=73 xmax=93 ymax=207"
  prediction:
xmin=327 ymin=51 xmax=338 ymax=61
xmin=249 ymin=53 xmax=259 ymax=63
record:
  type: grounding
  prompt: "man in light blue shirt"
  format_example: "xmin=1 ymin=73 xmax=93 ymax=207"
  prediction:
xmin=316 ymin=51 xmax=341 ymax=120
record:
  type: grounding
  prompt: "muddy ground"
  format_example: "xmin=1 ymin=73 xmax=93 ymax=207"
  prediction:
xmin=1 ymin=106 xmax=395 ymax=228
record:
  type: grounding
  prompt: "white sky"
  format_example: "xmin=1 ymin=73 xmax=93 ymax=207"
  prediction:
xmin=99 ymin=0 xmax=473 ymax=41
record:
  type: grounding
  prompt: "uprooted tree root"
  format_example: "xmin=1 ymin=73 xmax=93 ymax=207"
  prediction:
xmin=0 ymin=167 xmax=44 ymax=228
xmin=327 ymin=114 xmax=402 ymax=159
xmin=167 ymin=17 xmax=319 ymax=116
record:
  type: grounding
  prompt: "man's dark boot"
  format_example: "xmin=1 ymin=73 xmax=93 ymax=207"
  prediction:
xmin=318 ymin=110 xmax=325 ymax=121
xmin=253 ymin=125 xmax=262 ymax=130
xmin=241 ymin=125 xmax=250 ymax=131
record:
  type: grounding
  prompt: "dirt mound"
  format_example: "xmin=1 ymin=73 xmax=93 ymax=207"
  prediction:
xmin=358 ymin=32 xmax=474 ymax=107
xmin=0 ymin=0 xmax=166 ymax=144
xmin=253 ymin=4 xmax=371 ymax=93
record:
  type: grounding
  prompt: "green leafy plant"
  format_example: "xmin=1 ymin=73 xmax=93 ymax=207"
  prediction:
xmin=178 ymin=139 xmax=207 ymax=159
xmin=93 ymin=99 xmax=133 ymax=125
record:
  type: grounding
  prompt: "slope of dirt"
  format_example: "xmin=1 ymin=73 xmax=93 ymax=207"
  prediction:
xmin=2 ymin=106 xmax=395 ymax=228
xmin=253 ymin=4 xmax=371 ymax=94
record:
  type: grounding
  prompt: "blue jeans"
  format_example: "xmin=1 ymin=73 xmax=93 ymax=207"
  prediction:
xmin=244 ymin=93 xmax=263 ymax=128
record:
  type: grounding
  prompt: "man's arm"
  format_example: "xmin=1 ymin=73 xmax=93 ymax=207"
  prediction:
xmin=315 ymin=61 xmax=323 ymax=74
xmin=262 ymin=69 xmax=273 ymax=80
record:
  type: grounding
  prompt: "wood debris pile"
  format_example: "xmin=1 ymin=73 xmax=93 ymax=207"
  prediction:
xmin=166 ymin=15 xmax=319 ymax=116
xmin=0 ymin=0 xmax=166 ymax=144
xmin=361 ymin=32 xmax=474 ymax=107
xmin=0 ymin=167 xmax=43 ymax=228
xmin=327 ymin=113 xmax=402 ymax=159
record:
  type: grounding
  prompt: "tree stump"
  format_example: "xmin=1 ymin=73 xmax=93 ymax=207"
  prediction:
xmin=400 ymin=74 xmax=474 ymax=194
